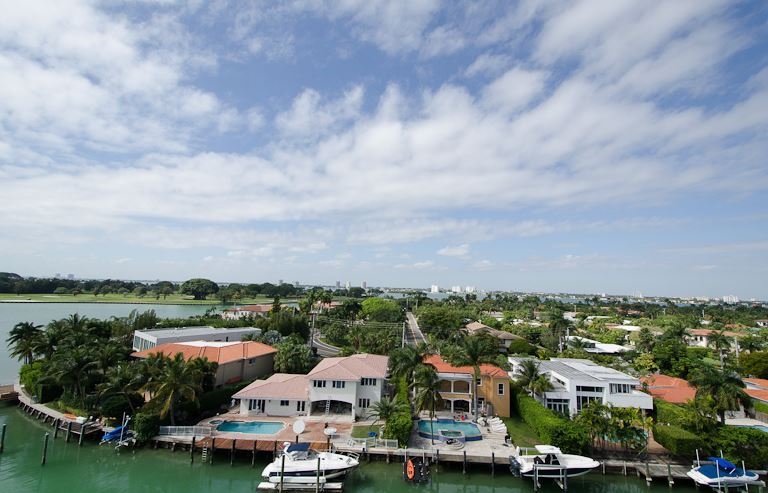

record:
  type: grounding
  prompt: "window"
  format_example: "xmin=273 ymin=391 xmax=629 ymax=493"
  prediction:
xmin=546 ymin=398 xmax=569 ymax=415
xmin=296 ymin=401 xmax=306 ymax=412
xmin=248 ymin=358 xmax=256 ymax=365
xmin=358 ymin=398 xmax=370 ymax=409
xmin=280 ymin=400 xmax=289 ymax=407
xmin=476 ymin=378 xmax=482 ymax=387
xmin=313 ymin=380 xmax=327 ymax=388
xmin=610 ymin=383 xmax=631 ymax=394
xmin=576 ymin=386 xmax=604 ymax=393
xmin=248 ymin=399 xmax=265 ymax=411
xmin=498 ymin=383 xmax=505 ymax=395
xmin=332 ymin=380 xmax=346 ymax=389
xmin=577 ymin=395 xmax=600 ymax=411
xmin=361 ymin=378 xmax=376 ymax=386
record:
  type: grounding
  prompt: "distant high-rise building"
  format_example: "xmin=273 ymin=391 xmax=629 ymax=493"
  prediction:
xmin=294 ymin=281 xmax=300 ymax=287
xmin=278 ymin=279 xmax=284 ymax=285
xmin=430 ymin=284 xmax=439 ymax=293
xmin=335 ymin=281 xmax=341 ymax=288
xmin=465 ymin=286 xmax=475 ymax=293
xmin=345 ymin=281 xmax=350 ymax=290
xmin=451 ymin=286 xmax=462 ymax=293
xmin=723 ymin=294 xmax=739 ymax=304
xmin=362 ymin=281 xmax=367 ymax=289
xmin=67 ymin=274 xmax=74 ymax=280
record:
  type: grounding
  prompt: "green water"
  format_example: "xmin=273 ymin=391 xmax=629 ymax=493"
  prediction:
xmin=0 ymin=405 xmax=698 ymax=493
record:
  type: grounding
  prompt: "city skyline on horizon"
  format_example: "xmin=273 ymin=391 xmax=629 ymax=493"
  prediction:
xmin=2 ymin=2 xmax=768 ymax=301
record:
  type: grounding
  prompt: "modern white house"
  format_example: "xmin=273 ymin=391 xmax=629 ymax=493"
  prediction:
xmin=132 ymin=326 xmax=261 ymax=351
xmin=565 ymin=336 xmax=629 ymax=355
xmin=508 ymin=357 xmax=653 ymax=416
xmin=233 ymin=353 xmax=389 ymax=420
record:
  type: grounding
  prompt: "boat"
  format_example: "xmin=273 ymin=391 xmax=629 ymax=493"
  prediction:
xmin=261 ymin=443 xmax=359 ymax=482
xmin=687 ymin=457 xmax=761 ymax=487
xmin=100 ymin=416 xmax=133 ymax=445
xmin=509 ymin=445 xmax=600 ymax=479
xmin=403 ymin=456 xmax=430 ymax=484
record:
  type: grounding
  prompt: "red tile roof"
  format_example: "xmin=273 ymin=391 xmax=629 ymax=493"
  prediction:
xmin=745 ymin=378 xmax=768 ymax=390
xmin=424 ymin=354 xmax=508 ymax=378
xmin=639 ymin=374 xmax=696 ymax=404
xmin=132 ymin=341 xmax=277 ymax=364
xmin=746 ymin=388 xmax=768 ymax=403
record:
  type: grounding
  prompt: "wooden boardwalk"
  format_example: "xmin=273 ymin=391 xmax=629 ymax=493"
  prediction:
xmin=13 ymin=384 xmax=102 ymax=444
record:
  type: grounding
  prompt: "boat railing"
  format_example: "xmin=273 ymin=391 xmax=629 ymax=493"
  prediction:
xmin=158 ymin=426 xmax=213 ymax=437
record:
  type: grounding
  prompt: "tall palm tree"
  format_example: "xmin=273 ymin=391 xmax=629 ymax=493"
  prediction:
xmin=413 ymin=364 xmax=443 ymax=444
xmin=6 ymin=321 xmax=43 ymax=364
xmin=98 ymin=363 xmax=143 ymax=413
xmin=388 ymin=342 xmax=430 ymax=391
xmin=706 ymin=329 xmax=732 ymax=367
xmin=142 ymin=353 xmax=203 ymax=426
xmin=49 ymin=345 xmax=99 ymax=409
xmin=445 ymin=334 xmax=499 ymax=422
xmin=689 ymin=365 xmax=751 ymax=424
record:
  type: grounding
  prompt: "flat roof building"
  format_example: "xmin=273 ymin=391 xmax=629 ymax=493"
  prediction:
xmin=132 ymin=326 xmax=261 ymax=352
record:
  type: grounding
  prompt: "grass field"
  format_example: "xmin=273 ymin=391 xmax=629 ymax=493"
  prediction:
xmin=351 ymin=424 xmax=382 ymax=438
xmin=502 ymin=415 xmax=539 ymax=447
xmin=0 ymin=293 xmax=284 ymax=305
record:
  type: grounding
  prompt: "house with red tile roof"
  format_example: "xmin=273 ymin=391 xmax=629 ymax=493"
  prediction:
xmin=221 ymin=304 xmax=274 ymax=320
xmin=745 ymin=378 xmax=768 ymax=404
xmin=686 ymin=328 xmax=742 ymax=349
xmin=132 ymin=340 xmax=277 ymax=387
xmin=639 ymin=374 xmax=696 ymax=404
xmin=423 ymin=354 xmax=511 ymax=417
xmin=464 ymin=321 xmax=524 ymax=352
xmin=232 ymin=353 xmax=389 ymax=420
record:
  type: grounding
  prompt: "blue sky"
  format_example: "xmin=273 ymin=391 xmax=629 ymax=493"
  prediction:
xmin=1 ymin=1 xmax=768 ymax=299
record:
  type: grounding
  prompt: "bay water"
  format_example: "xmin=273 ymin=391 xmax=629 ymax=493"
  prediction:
xmin=0 ymin=403 xmax=697 ymax=493
xmin=0 ymin=303 xmax=212 ymax=384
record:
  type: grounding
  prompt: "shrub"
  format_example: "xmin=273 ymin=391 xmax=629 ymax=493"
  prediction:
xmin=754 ymin=401 xmax=768 ymax=415
xmin=654 ymin=399 xmax=687 ymax=426
xmin=385 ymin=412 xmax=413 ymax=447
xmin=652 ymin=424 xmax=701 ymax=457
xmin=516 ymin=392 xmax=562 ymax=444
xmin=133 ymin=412 xmax=161 ymax=442
xmin=708 ymin=427 xmax=768 ymax=469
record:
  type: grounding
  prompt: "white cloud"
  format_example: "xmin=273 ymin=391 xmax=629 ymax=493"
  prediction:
xmin=437 ymin=244 xmax=470 ymax=257
xmin=464 ymin=53 xmax=511 ymax=78
xmin=395 ymin=260 xmax=435 ymax=270
xmin=481 ymin=68 xmax=547 ymax=114
xmin=275 ymin=86 xmax=365 ymax=139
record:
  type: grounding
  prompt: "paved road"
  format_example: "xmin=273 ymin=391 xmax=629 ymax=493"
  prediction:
xmin=312 ymin=332 xmax=341 ymax=357
xmin=404 ymin=311 xmax=427 ymax=346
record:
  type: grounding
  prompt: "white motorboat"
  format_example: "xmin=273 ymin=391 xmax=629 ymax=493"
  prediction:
xmin=509 ymin=445 xmax=600 ymax=479
xmin=687 ymin=457 xmax=760 ymax=487
xmin=261 ymin=443 xmax=359 ymax=482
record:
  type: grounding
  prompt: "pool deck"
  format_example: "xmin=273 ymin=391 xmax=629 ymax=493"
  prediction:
xmin=197 ymin=413 xmax=355 ymax=445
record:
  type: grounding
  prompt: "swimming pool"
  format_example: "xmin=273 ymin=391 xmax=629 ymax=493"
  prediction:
xmin=747 ymin=424 xmax=768 ymax=433
xmin=417 ymin=419 xmax=483 ymax=442
xmin=216 ymin=421 xmax=284 ymax=434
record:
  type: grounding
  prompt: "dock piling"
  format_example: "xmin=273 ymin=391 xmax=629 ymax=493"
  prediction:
xmin=231 ymin=439 xmax=236 ymax=466
xmin=491 ymin=451 xmax=495 ymax=476
xmin=65 ymin=421 xmax=72 ymax=443
xmin=1 ymin=423 xmax=6 ymax=453
xmin=41 ymin=433 xmax=50 ymax=465
xmin=191 ymin=436 xmax=196 ymax=464
xmin=462 ymin=450 xmax=467 ymax=475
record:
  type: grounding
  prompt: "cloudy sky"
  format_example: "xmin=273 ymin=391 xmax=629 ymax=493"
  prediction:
xmin=1 ymin=1 xmax=767 ymax=299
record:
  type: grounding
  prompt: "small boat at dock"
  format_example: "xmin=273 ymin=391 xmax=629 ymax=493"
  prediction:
xmin=687 ymin=457 xmax=761 ymax=487
xmin=509 ymin=445 xmax=600 ymax=479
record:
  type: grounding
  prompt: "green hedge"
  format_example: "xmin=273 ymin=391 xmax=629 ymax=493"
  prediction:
xmin=709 ymin=427 xmax=768 ymax=469
xmin=652 ymin=424 xmax=701 ymax=456
xmin=654 ymin=399 xmax=687 ymax=426
xmin=514 ymin=391 xmax=589 ymax=453
xmin=754 ymin=401 xmax=768 ymax=414
xmin=384 ymin=377 xmax=413 ymax=447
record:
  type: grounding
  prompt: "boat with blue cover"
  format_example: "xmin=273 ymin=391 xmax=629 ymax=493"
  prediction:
xmin=687 ymin=456 xmax=760 ymax=487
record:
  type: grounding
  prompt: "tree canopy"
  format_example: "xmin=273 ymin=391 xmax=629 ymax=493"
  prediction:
xmin=180 ymin=278 xmax=219 ymax=300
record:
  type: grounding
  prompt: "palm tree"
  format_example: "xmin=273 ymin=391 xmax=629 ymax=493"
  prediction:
xmin=706 ymin=329 xmax=732 ymax=367
xmin=98 ymin=363 xmax=143 ymax=413
xmin=514 ymin=359 xmax=552 ymax=397
xmin=366 ymin=395 xmax=408 ymax=432
xmin=49 ymin=345 xmax=99 ymax=409
xmin=413 ymin=364 xmax=443 ymax=444
xmin=6 ymin=321 xmax=43 ymax=364
xmin=688 ymin=365 xmax=751 ymax=424
xmin=445 ymin=334 xmax=499 ymax=422
xmin=388 ymin=343 xmax=430 ymax=390
xmin=142 ymin=353 xmax=203 ymax=425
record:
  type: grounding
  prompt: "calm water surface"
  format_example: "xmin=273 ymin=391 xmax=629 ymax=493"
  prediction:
xmin=0 ymin=303 xmax=212 ymax=383
xmin=0 ymin=405 xmax=698 ymax=493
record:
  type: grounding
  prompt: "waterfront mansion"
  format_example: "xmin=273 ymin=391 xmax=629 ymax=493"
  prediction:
xmin=233 ymin=353 xmax=389 ymax=420
xmin=508 ymin=357 xmax=653 ymax=416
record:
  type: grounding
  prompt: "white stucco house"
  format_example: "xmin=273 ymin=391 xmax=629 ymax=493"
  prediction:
xmin=233 ymin=353 xmax=389 ymax=420
xmin=508 ymin=357 xmax=652 ymax=416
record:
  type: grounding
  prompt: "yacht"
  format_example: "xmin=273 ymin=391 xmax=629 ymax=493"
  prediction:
xmin=509 ymin=445 xmax=600 ymax=479
xmin=687 ymin=457 xmax=760 ymax=487
xmin=261 ymin=443 xmax=359 ymax=482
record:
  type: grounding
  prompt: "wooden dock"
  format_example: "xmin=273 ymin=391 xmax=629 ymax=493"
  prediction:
xmin=0 ymin=385 xmax=19 ymax=403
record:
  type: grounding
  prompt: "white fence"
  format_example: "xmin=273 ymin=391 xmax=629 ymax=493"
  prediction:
xmin=345 ymin=437 xmax=398 ymax=449
xmin=158 ymin=426 xmax=212 ymax=436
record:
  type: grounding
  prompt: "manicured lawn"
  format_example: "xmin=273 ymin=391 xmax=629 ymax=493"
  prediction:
xmin=351 ymin=424 xmax=382 ymax=439
xmin=502 ymin=415 xmax=539 ymax=447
